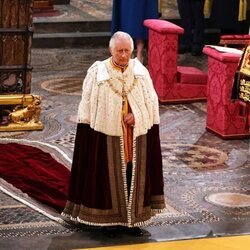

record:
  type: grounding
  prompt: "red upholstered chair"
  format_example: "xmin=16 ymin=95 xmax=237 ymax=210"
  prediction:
xmin=203 ymin=47 xmax=250 ymax=139
xmin=220 ymin=34 xmax=250 ymax=48
xmin=144 ymin=19 xmax=207 ymax=103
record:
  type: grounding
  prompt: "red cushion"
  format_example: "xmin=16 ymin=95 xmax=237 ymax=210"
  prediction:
xmin=220 ymin=34 xmax=250 ymax=40
xmin=203 ymin=47 xmax=241 ymax=62
xmin=220 ymin=34 xmax=250 ymax=45
xmin=177 ymin=66 xmax=207 ymax=84
xmin=144 ymin=19 xmax=184 ymax=34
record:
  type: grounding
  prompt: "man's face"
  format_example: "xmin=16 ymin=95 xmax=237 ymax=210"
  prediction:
xmin=110 ymin=37 xmax=133 ymax=67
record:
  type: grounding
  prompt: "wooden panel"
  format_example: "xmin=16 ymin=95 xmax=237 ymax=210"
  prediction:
xmin=0 ymin=0 xmax=33 ymax=94
xmin=34 ymin=0 xmax=53 ymax=10
xmin=0 ymin=0 xmax=33 ymax=28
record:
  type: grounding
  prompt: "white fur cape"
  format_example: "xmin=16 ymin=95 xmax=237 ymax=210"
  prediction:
xmin=77 ymin=58 xmax=160 ymax=138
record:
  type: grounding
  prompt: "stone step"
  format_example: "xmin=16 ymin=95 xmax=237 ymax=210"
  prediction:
xmin=33 ymin=19 xmax=112 ymax=48
xmin=32 ymin=31 xmax=111 ymax=48
xmin=33 ymin=20 xmax=111 ymax=34
xmin=32 ymin=19 xmax=220 ymax=48
xmin=32 ymin=30 xmax=220 ymax=48
xmin=54 ymin=0 xmax=70 ymax=4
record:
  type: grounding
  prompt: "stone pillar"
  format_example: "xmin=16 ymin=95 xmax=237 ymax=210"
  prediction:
xmin=203 ymin=47 xmax=250 ymax=139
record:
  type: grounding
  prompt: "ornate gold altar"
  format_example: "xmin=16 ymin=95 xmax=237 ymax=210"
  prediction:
xmin=235 ymin=45 xmax=250 ymax=103
xmin=0 ymin=0 xmax=43 ymax=131
xmin=231 ymin=45 xmax=250 ymax=130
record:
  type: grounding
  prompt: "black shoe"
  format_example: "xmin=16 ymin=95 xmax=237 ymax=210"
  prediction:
xmin=128 ymin=227 xmax=144 ymax=236
xmin=104 ymin=226 xmax=117 ymax=238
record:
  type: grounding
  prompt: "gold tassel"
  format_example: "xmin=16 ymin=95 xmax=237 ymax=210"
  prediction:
xmin=238 ymin=0 xmax=247 ymax=21
xmin=158 ymin=0 xmax=162 ymax=17
xmin=204 ymin=0 xmax=213 ymax=18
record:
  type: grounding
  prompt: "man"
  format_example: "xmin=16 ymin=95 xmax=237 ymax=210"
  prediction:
xmin=62 ymin=31 xmax=165 ymax=236
xmin=177 ymin=0 xmax=205 ymax=56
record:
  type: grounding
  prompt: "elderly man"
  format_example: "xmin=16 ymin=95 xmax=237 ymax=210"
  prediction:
xmin=62 ymin=31 xmax=165 ymax=236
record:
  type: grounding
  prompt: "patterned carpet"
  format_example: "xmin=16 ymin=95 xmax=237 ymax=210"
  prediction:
xmin=0 ymin=1 xmax=249 ymax=249
xmin=0 ymin=47 xmax=249 ymax=245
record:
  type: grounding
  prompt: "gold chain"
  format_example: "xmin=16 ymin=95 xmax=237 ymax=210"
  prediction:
xmin=107 ymin=78 xmax=136 ymax=99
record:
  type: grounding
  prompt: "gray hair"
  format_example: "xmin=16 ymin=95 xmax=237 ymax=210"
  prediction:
xmin=109 ymin=31 xmax=134 ymax=51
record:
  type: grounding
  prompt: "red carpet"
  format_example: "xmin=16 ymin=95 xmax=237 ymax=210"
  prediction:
xmin=0 ymin=143 xmax=70 ymax=212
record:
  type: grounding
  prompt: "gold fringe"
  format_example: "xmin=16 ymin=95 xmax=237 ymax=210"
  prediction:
xmin=239 ymin=0 xmax=247 ymax=21
xmin=126 ymin=138 xmax=138 ymax=226
xmin=62 ymin=212 xmax=132 ymax=227
xmin=158 ymin=0 xmax=162 ymax=15
xmin=120 ymin=136 xmax=129 ymax=207
xmin=77 ymin=217 xmax=128 ymax=227
xmin=151 ymin=208 xmax=168 ymax=214
xmin=61 ymin=208 xmax=166 ymax=228
xmin=133 ymin=217 xmax=153 ymax=227
xmin=203 ymin=0 xmax=247 ymax=22
xmin=204 ymin=0 xmax=212 ymax=17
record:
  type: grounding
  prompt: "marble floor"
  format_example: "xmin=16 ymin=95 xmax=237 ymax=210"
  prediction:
xmin=0 ymin=1 xmax=249 ymax=250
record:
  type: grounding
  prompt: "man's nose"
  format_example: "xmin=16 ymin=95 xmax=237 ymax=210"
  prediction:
xmin=121 ymin=50 xmax=127 ymax=56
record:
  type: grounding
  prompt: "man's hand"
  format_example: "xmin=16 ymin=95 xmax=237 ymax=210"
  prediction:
xmin=123 ymin=113 xmax=135 ymax=126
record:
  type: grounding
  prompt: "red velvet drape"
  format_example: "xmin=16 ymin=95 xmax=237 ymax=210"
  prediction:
xmin=0 ymin=143 xmax=70 ymax=212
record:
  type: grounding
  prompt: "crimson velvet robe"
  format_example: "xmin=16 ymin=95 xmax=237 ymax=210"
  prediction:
xmin=62 ymin=123 xmax=165 ymax=227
